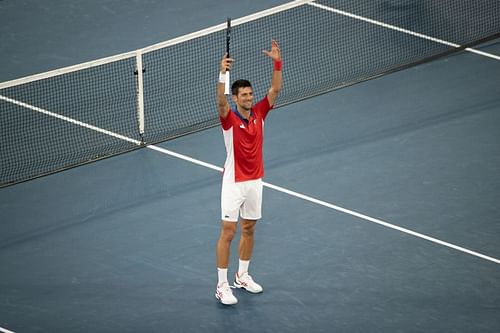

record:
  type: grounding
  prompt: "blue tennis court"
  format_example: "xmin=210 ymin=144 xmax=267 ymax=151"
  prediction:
xmin=1 ymin=1 xmax=499 ymax=332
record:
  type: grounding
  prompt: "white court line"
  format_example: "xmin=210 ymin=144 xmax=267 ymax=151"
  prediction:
xmin=146 ymin=146 xmax=500 ymax=265
xmin=0 ymin=326 xmax=16 ymax=333
xmin=0 ymin=95 xmax=141 ymax=146
xmin=0 ymin=0 xmax=315 ymax=90
xmin=1 ymin=94 xmax=499 ymax=265
xmin=308 ymin=2 xmax=500 ymax=61
xmin=464 ymin=47 xmax=500 ymax=61
xmin=1 ymin=0 xmax=497 ymax=90
xmin=147 ymin=145 xmax=223 ymax=172
xmin=263 ymin=182 xmax=500 ymax=264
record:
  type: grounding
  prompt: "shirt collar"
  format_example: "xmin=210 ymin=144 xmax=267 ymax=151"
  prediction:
xmin=232 ymin=108 xmax=253 ymax=123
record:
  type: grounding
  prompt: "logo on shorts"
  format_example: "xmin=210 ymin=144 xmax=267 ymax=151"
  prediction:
xmin=225 ymin=215 xmax=230 ymax=218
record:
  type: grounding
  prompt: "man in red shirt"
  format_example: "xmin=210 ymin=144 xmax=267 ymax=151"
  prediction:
xmin=215 ymin=40 xmax=282 ymax=305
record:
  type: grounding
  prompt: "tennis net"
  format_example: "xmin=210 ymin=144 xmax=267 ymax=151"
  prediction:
xmin=1 ymin=0 xmax=499 ymax=186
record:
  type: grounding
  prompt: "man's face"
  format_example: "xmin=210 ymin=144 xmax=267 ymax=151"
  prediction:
xmin=233 ymin=87 xmax=253 ymax=111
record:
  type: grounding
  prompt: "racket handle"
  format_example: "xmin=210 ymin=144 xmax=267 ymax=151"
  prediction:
xmin=224 ymin=71 xmax=230 ymax=95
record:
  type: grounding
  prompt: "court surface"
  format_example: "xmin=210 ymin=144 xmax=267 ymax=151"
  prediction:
xmin=1 ymin=1 xmax=499 ymax=332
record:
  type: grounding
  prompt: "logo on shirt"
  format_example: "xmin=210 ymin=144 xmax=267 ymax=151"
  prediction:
xmin=239 ymin=124 xmax=245 ymax=129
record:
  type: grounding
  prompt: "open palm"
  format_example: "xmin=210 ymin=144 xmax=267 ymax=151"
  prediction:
xmin=263 ymin=40 xmax=281 ymax=61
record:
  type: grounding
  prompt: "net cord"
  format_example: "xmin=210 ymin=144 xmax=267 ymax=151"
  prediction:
xmin=0 ymin=0 xmax=315 ymax=90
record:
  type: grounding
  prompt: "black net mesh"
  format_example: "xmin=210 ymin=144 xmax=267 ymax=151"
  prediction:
xmin=142 ymin=1 xmax=499 ymax=143
xmin=0 ymin=58 xmax=140 ymax=185
xmin=1 ymin=0 xmax=499 ymax=186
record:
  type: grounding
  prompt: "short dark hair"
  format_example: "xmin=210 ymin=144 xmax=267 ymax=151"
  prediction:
xmin=231 ymin=79 xmax=252 ymax=96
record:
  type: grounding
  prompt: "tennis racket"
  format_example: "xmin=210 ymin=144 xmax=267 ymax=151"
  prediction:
xmin=224 ymin=17 xmax=231 ymax=95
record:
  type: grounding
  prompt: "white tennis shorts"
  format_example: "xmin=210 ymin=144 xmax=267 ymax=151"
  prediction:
xmin=221 ymin=178 xmax=263 ymax=222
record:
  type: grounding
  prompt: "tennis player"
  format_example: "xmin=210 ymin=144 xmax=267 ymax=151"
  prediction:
xmin=215 ymin=40 xmax=282 ymax=305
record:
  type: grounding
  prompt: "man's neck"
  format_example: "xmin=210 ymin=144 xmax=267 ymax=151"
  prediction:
xmin=236 ymin=107 xmax=251 ymax=119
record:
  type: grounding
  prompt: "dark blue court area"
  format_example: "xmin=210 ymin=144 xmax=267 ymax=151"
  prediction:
xmin=1 ymin=1 xmax=499 ymax=332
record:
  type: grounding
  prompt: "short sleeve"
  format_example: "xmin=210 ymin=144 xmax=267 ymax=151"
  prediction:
xmin=253 ymin=96 xmax=273 ymax=121
xmin=219 ymin=108 xmax=233 ymax=130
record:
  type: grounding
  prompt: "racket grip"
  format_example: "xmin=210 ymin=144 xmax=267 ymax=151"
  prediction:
xmin=224 ymin=71 xmax=230 ymax=95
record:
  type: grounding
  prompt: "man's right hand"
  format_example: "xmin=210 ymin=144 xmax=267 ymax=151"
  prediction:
xmin=220 ymin=53 xmax=233 ymax=74
xmin=217 ymin=53 xmax=232 ymax=118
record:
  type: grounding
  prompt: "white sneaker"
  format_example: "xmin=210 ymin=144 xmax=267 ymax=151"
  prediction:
xmin=234 ymin=272 xmax=263 ymax=293
xmin=215 ymin=282 xmax=238 ymax=305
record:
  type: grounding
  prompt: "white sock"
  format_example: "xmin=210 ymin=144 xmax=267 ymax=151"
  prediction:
xmin=217 ymin=268 xmax=228 ymax=286
xmin=238 ymin=259 xmax=250 ymax=275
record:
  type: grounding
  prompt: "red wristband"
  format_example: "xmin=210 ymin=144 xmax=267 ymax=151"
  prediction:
xmin=274 ymin=60 xmax=282 ymax=71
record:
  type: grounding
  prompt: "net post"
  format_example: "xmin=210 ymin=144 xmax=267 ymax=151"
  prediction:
xmin=135 ymin=50 xmax=145 ymax=145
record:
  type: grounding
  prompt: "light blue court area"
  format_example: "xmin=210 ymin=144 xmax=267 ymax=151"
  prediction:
xmin=1 ymin=1 xmax=499 ymax=332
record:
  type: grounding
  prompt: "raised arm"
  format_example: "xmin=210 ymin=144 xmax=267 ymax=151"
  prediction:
xmin=217 ymin=53 xmax=233 ymax=118
xmin=263 ymin=40 xmax=282 ymax=107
